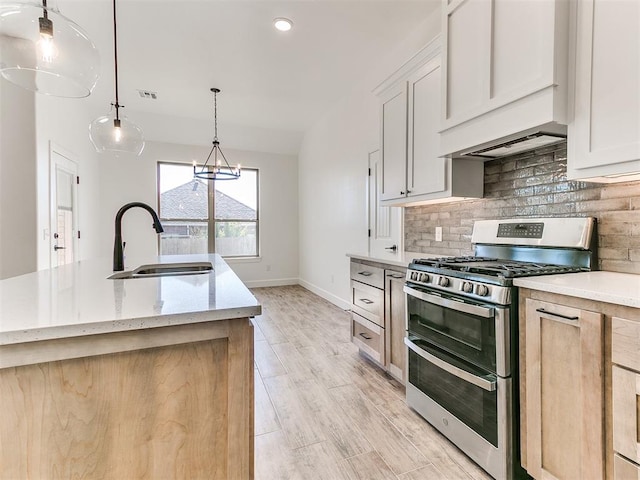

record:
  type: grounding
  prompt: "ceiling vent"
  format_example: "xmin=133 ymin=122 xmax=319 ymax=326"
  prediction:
xmin=137 ymin=90 xmax=158 ymax=100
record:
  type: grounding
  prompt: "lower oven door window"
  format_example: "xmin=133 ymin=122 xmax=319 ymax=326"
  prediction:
xmin=405 ymin=285 xmax=499 ymax=372
xmin=406 ymin=336 xmax=498 ymax=447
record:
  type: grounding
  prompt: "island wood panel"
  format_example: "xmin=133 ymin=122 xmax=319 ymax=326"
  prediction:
xmin=0 ymin=318 xmax=254 ymax=479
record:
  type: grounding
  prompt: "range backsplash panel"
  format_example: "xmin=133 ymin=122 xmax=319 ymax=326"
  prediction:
xmin=404 ymin=144 xmax=640 ymax=274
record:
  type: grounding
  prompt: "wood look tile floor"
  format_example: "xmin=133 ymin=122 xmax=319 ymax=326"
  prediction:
xmin=250 ymin=285 xmax=492 ymax=480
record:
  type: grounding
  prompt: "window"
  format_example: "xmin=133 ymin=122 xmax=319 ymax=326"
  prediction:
xmin=157 ymin=162 xmax=259 ymax=257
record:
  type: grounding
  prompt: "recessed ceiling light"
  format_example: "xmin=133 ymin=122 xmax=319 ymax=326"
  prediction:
xmin=273 ymin=17 xmax=293 ymax=32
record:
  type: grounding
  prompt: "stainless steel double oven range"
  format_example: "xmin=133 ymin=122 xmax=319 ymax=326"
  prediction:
xmin=404 ymin=218 xmax=597 ymax=479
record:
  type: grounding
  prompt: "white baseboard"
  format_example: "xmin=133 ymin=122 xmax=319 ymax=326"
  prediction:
xmin=243 ymin=278 xmax=299 ymax=288
xmin=298 ymin=279 xmax=350 ymax=311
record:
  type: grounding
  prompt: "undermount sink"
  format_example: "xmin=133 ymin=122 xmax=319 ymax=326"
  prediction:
xmin=108 ymin=261 xmax=214 ymax=280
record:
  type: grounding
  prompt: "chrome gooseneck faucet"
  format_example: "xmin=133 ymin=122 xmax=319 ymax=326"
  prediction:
xmin=113 ymin=202 xmax=164 ymax=271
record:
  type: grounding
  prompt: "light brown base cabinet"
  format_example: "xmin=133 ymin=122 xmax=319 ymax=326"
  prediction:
xmin=519 ymin=289 xmax=640 ymax=480
xmin=350 ymin=259 xmax=407 ymax=383
xmin=0 ymin=318 xmax=254 ymax=479
xmin=611 ymin=317 xmax=640 ymax=479
xmin=523 ymin=298 xmax=604 ymax=480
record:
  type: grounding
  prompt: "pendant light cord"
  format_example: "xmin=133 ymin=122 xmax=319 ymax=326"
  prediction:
xmin=112 ymin=0 xmax=120 ymax=121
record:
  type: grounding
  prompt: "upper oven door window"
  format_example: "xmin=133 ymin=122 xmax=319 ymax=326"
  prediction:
xmin=405 ymin=285 xmax=503 ymax=373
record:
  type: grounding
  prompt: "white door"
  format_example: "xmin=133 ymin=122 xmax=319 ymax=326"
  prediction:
xmin=50 ymin=151 xmax=79 ymax=267
xmin=368 ymin=149 xmax=403 ymax=258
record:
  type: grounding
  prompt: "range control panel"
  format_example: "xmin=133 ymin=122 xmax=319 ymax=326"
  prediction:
xmin=497 ymin=222 xmax=544 ymax=239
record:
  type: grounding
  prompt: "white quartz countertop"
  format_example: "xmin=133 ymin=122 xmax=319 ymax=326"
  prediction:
xmin=347 ymin=251 xmax=447 ymax=268
xmin=514 ymin=271 xmax=640 ymax=309
xmin=0 ymin=254 xmax=261 ymax=346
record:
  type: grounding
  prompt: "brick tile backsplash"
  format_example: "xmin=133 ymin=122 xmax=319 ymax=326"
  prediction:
xmin=404 ymin=143 xmax=640 ymax=274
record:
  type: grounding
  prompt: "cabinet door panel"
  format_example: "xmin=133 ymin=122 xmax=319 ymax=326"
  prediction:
xmin=408 ymin=61 xmax=445 ymax=197
xmin=381 ymin=83 xmax=408 ymax=201
xmin=569 ymin=0 xmax=640 ymax=175
xmin=525 ymin=299 xmax=604 ymax=480
xmin=612 ymin=366 xmax=640 ymax=464
xmin=444 ymin=0 xmax=490 ymax=123
xmin=612 ymin=316 xmax=640 ymax=372
xmin=491 ymin=0 xmax=554 ymax=101
xmin=589 ymin=0 xmax=639 ymax=157
xmin=614 ymin=454 xmax=640 ymax=480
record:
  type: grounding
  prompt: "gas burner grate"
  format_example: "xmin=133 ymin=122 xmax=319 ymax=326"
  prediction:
xmin=411 ymin=256 xmax=586 ymax=279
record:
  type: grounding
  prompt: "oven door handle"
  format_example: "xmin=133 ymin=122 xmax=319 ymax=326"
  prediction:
xmin=403 ymin=286 xmax=495 ymax=318
xmin=404 ymin=337 xmax=497 ymax=392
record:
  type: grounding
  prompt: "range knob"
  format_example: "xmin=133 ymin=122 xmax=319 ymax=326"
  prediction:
xmin=419 ymin=273 xmax=430 ymax=283
xmin=476 ymin=284 xmax=490 ymax=297
xmin=438 ymin=276 xmax=450 ymax=287
xmin=462 ymin=282 xmax=473 ymax=293
xmin=411 ymin=272 xmax=418 ymax=281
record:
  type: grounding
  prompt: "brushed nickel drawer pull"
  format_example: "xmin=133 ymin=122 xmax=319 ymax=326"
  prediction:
xmin=387 ymin=273 xmax=404 ymax=278
xmin=535 ymin=308 xmax=579 ymax=321
xmin=358 ymin=271 xmax=373 ymax=277
xmin=359 ymin=298 xmax=374 ymax=305
xmin=359 ymin=332 xmax=372 ymax=340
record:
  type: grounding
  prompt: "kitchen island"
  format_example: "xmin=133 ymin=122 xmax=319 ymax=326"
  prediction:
xmin=0 ymin=254 xmax=260 ymax=479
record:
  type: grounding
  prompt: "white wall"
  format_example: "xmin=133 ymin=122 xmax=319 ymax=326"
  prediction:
xmin=298 ymin=10 xmax=441 ymax=308
xmin=98 ymin=141 xmax=298 ymax=287
xmin=34 ymin=95 xmax=103 ymax=270
xmin=0 ymin=80 xmax=37 ymax=279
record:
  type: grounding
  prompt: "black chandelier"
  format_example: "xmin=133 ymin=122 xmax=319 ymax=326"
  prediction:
xmin=194 ymin=88 xmax=241 ymax=181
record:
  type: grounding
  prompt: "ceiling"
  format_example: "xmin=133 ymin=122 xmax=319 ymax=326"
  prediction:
xmin=59 ymin=0 xmax=439 ymax=151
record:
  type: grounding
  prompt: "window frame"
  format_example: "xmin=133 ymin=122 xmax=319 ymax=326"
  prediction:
xmin=156 ymin=161 xmax=260 ymax=258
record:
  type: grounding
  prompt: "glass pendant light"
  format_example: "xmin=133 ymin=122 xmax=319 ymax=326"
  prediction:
xmin=193 ymin=88 xmax=241 ymax=181
xmin=89 ymin=0 xmax=144 ymax=156
xmin=0 ymin=0 xmax=100 ymax=97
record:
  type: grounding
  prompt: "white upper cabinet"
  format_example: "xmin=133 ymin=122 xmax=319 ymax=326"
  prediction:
xmin=380 ymin=82 xmax=408 ymax=202
xmin=567 ymin=0 xmax=640 ymax=181
xmin=407 ymin=62 xmax=447 ymax=199
xmin=440 ymin=0 xmax=570 ymax=157
xmin=376 ymin=38 xmax=483 ymax=207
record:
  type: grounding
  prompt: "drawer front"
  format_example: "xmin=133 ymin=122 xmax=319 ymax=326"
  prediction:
xmin=612 ymin=317 xmax=640 ymax=371
xmin=351 ymin=281 xmax=384 ymax=326
xmin=614 ymin=454 xmax=640 ymax=480
xmin=350 ymin=262 xmax=385 ymax=289
xmin=352 ymin=312 xmax=385 ymax=365
xmin=613 ymin=365 xmax=640 ymax=464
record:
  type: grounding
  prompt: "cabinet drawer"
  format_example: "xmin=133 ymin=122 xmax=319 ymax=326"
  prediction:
xmin=351 ymin=280 xmax=384 ymax=326
xmin=613 ymin=317 xmax=640 ymax=371
xmin=350 ymin=262 xmax=384 ymax=289
xmin=613 ymin=365 xmax=640 ymax=464
xmin=352 ymin=313 xmax=384 ymax=365
xmin=614 ymin=454 xmax=640 ymax=480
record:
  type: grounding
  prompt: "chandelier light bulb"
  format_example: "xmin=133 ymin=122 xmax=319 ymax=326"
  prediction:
xmin=113 ymin=124 xmax=122 ymax=143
